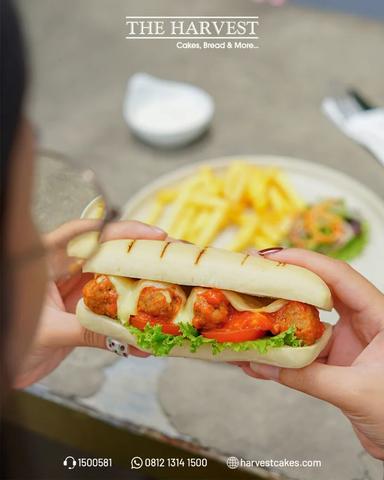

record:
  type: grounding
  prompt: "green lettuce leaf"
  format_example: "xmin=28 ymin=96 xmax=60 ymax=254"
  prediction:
xmin=329 ymin=222 xmax=369 ymax=261
xmin=126 ymin=322 xmax=302 ymax=357
xmin=285 ymin=198 xmax=368 ymax=262
xmin=178 ymin=322 xmax=210 ymax=352
xmin=127 ymin=323 xmax=184 ymax=356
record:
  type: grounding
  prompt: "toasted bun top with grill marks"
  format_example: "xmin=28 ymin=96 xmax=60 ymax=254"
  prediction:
xmin=83 ymin=239 xmax=333 ymax=310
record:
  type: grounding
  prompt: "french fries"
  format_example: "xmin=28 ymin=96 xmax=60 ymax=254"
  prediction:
xmin=146 ymin=161 xmax=305 ymax=251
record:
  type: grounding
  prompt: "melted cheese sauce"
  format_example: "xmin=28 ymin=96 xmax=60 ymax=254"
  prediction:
xmin=173 ymin=288 xmax=287 ymax=325
xmin=107 ymin=276 xmax=136 ymax=324
xmin=107 ymin=277 xmax=187 ymax=323
xmin=105 ymin=276 xmax=286 ymax=325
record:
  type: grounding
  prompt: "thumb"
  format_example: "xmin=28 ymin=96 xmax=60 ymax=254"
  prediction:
xmin=247 ymin=361 xmax=358 ymax=410
xmin=40 ymin=307 xmax=108 ymax=350
xmin=77 ymin=326 xmax=109 ymax=350
xmin=77 ymin=326 xmax=150 ymax=357
xmin=45 ymin=309 xmax=149 ymax=357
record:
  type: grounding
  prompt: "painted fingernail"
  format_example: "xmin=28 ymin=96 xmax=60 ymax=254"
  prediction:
xmin=258 ymin=247 xmax=284 ymax=256
xmin=166 ymin=236 xmax=193 ymax=244
xmin=106 ymin=337 xmax=129 ymax=357
xmin=250 ymin=363 xmax=280 ymax=381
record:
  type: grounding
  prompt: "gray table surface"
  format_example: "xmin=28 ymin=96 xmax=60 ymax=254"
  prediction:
xmin=293 ymin=0 xmax=384 ymax=20
xmin=19 ymin=1 xmax=384 ymax=479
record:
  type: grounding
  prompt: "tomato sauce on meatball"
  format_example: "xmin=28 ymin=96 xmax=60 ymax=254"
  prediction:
xmin=137 ymin=286 xmax=182 ymax=321
xmin=83 ymin=275 xmax=118 ymax=318
xmin=270 ymin=301 xmax=324 ymax=345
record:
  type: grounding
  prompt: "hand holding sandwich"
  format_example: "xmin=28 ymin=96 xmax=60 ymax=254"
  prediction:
xmin=242 ymin=248 xmax=384 ymax=460
xmin=13 ymin=222 xmax=384 ymax=461
xmin=13 ymin=221 xmax=166 ymax=389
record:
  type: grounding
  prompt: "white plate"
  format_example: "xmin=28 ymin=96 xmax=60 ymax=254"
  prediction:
xmin=122 ymin=155 xmax=384 ymax=305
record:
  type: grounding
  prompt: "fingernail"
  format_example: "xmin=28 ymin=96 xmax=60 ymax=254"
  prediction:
xmin=166 ymin=236 xmax=192 ymax=244
xmin=258 ymin=247 xmax=284 ymax=256
xmin=150 ymin=225 xmax=166 ymax=235
xmin=230 ymin=361 xmax=246 ymax=367
xmin=106 ymin=337 xmax=129 ymax=357
xmin=250 ymin=363 xmax=280 ymax=381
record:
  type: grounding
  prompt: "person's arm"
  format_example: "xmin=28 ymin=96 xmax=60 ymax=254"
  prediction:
xmin=241 ymin=248 xmax=384 ymax=460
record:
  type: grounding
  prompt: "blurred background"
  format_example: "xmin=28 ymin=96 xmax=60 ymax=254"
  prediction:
xmin=3 ymin=1 xmax=384 ymax=479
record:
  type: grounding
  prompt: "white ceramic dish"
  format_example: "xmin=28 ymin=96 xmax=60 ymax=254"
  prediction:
xmin=123 ymin=73 xmax=214 ymax=148
xmin=121 ymin=155 xmax=384 ymax=325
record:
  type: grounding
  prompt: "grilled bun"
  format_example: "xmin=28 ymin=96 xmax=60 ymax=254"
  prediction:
xmin=82 ymin=239 xmax=333 ymax=310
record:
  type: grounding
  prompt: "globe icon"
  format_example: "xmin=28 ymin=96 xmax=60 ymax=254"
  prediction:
xmin=226 ymin=456 xmax=240 ymax=469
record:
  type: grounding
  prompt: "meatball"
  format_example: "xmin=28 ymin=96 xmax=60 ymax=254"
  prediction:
xmin=193 ymin=289 xmax=231 ymax=331
xmin=270 ymin=301 xmax=324 ymax=345
xmin=83 ymin=275 xmax=118 ymax=318
xmin=137 ymin=287 xmax=181 ymax=321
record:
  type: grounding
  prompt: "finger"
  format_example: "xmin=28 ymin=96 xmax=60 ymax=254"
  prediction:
xmin=44 ymin=310 xmax=150 ymax=357
xmin=57 ymin=272 xmax=93 ymax=300
xmin=82 ymin=332 xmax=150 ymax=358
xmin=40 ymin=310 xmax=107 ymax=350
xmin=100 ymin=221 xmax=166 ymax=242
xmin=44 ymin=219 xmax=167 ymax=250
xmin=248 ymin=361 xmax=358 ymax=410
xmin=129 ymin=346 xmax=152 ymax=358
xmin=80 ymin=328 xmax=109 ymax=349
xmin=43 ymin=219 xmax=104 ymax=248
xmin=258 ymin=248 xmax=384 ymax=318
xmin=57 ymin=222 xmax=166 ymax=303
xmin=241 ymin=363 xmax=271 ymax=380
xmin=353 ymin=329 xmax=384 ymax=365
xmin=229 ymin=361 xmax=249 ymax=367
xmin=104 ymin=336 xmax=129 ymax=357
